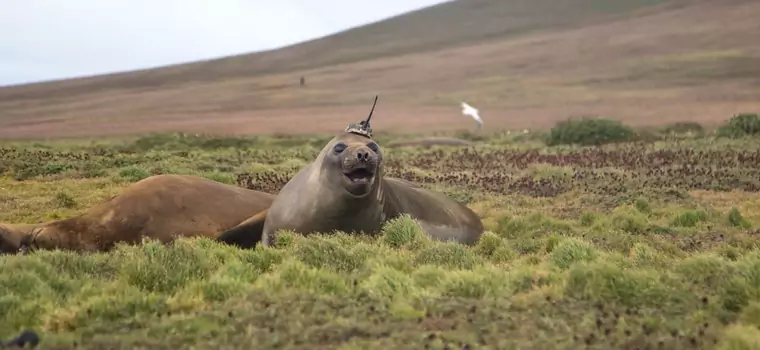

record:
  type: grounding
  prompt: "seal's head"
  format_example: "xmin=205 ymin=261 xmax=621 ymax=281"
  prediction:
xmin=322 ymin=132 xmax=383 ymax=197
xmin=0 ymin=224 xmax=23 ymax=254
xmin=0 ymin=226 xmax=14 ymax=254
xmin=319 ymin=95 xmax=383 ymax=198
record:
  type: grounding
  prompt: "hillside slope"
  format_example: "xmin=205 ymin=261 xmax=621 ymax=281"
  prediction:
xmin=1 ymin=0 xmax=759 ymax=139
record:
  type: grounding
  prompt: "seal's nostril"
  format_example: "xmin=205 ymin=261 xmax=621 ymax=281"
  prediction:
xmin=356 ymin=151 xmax=369 ymax=161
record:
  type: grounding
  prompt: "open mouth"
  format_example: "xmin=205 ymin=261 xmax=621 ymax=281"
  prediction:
xmin=343 ymin=168 xmax=374 ymax=183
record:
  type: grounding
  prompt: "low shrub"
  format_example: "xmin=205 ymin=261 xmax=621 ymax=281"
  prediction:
xmin=547 ymin=117 xmax=636 ymax=146
xmin=716 ymin=113 xmax=760 ymax=138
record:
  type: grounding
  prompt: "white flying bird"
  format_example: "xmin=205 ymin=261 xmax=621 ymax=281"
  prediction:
xmin=461 ymin=101 xmax=483 ymax=131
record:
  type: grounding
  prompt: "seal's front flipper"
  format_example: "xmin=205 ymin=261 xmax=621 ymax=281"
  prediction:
xmin=217 ymin=209 xmax=268 ymax=249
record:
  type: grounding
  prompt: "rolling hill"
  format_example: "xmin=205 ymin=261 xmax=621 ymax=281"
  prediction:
xmin=1 ymin=0 xmax=759 ymax=139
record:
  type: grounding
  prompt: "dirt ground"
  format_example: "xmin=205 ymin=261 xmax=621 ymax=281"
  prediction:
xmin=0 ymin=0 xmax=758 ymax=139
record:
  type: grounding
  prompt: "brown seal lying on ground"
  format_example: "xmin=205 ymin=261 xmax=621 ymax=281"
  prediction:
xmin=0 ymin=174 xmax=275 ymax=253
xmin=218 ymin=96 xmax=484 ymax=248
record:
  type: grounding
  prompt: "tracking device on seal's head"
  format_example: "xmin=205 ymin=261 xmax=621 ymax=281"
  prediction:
xmin=345 ymin=95 xmax=378 ymax=138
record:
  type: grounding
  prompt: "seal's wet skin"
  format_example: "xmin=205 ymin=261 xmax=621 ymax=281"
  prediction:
xmin=218 ymin=96 xmax=484 ymax=248
xmin=0 ymin=174 xmax=275 ymax=254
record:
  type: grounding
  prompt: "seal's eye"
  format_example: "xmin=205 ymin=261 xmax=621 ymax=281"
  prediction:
xmin=333 ymin=142 xmax=347 ymax=154
xmin=367 ymin=142 xmax=379 ymax=153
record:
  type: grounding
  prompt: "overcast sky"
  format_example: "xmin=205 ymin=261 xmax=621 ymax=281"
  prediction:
xmin=0 ymin=0 xmax=448 ymax=86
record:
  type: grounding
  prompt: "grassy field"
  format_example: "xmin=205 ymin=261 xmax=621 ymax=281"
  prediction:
xmin=3 ymin=120 xmax=760 ymax=349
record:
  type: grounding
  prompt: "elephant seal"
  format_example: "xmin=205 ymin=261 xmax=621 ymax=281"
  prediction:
xmin=0 ymin=174 xmax=275 ymax=253
xmin=218 ymin=96 xmax=484 ymax=248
